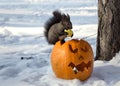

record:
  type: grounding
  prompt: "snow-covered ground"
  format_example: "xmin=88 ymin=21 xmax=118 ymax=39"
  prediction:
xmin=0 ymin=0 xmax=120 ymax=86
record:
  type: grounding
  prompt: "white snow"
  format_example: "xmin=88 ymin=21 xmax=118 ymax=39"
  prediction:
xmin=0 ymin=0 xmax=120 ymax=86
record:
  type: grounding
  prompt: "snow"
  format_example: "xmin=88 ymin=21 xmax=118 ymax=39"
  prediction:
xmin=0 ymin=0 xmax=120 ymax=86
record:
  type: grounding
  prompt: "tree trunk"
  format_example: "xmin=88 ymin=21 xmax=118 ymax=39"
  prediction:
xmin=96 ymin=0 xmax=120 ymax=61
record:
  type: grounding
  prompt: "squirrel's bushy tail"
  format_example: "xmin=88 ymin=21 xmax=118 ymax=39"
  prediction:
xmin=44 ymin=10 xmax=62 ymax=42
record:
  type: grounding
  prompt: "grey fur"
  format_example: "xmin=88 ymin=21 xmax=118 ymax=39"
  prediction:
xmin=44 ymin=10 xmax=72 ymax=44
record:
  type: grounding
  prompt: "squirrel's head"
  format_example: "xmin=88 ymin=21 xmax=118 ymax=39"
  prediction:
xmin=61 ymin=14 xmax=72 ymax=30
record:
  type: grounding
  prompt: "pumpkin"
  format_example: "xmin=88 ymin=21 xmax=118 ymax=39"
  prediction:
xmin=51 ymin=39 xmax=94 ymax=81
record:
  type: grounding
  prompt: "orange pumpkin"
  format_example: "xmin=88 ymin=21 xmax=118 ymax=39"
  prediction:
xmin=51 ymin=39 xmax=94 ymax=81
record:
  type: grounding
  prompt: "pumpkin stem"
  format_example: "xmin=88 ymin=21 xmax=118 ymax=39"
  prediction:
xmin=60 ymin=40 xmax=65 ymax=45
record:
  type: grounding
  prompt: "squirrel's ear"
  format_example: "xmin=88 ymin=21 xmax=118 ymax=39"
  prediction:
xmin=62 ymin=14 xmax=66 ymax=19
xmin=61 ymin=14 xmax=66 ymax=23
xmin=67 ymin=14 xmax=70 ymax=20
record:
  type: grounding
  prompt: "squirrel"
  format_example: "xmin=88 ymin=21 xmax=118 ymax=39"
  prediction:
xmin=44 ymin=10 xmax=73 ymax=45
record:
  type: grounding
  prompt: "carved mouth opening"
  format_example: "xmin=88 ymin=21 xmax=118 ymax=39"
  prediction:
xmin=68 ymin=61 xmax=92 ymax=74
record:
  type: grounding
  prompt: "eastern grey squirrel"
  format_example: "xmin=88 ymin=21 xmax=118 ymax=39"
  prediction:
xmin=44 ymin=10 xmax=73 ymax=44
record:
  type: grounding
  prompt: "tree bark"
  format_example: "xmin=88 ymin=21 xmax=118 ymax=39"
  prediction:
xmin=96 ymin=0 xmax=120 ymax=61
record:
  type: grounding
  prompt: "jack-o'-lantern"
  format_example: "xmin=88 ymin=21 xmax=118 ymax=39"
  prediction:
xmin=51 ymin=39 xmax=94 ymax=81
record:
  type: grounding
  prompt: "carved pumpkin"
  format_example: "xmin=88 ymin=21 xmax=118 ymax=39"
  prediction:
xmin=51 ymin=39 xmax=94 ymax=81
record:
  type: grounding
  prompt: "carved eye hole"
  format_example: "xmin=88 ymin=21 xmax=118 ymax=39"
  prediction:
xmin=81 ymin=46 xmax=88 ymax=52
xmin=69 ymin=44 xmax=78 ymax=53
xmin=79 ymin=55 xmax=84 ymax=60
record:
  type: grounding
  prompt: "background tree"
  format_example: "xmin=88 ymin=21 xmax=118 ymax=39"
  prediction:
xmin=96 ymin=0 xmax=120 ymax=61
